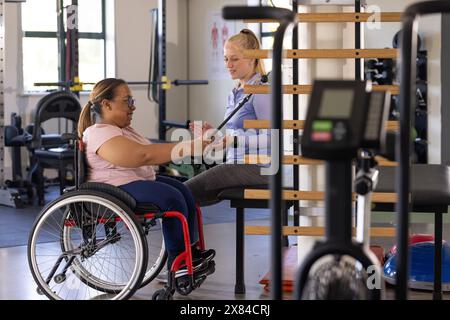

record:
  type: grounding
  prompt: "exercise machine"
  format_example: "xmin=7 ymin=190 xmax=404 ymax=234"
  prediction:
xmin=3 ymin=113 xmax=36 ymax=206
xmin=294 ymin=80 xmax=390 ymax=299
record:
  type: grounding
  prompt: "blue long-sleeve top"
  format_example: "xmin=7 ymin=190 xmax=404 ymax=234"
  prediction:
xmin=224 ymin=73 xmax=271 ymax=164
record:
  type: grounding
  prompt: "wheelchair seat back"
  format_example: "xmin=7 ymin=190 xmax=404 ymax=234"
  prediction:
xmin=75 ymin=139 xmax=160 ymax=213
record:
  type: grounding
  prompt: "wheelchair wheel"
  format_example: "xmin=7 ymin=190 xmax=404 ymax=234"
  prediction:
xmin=301 ymin=255 xmax=371 ymax=300
xmin=28 ymin=190 xmax=148 ymax=300
xmin=137 ymin=216 xmax=167 ymax=288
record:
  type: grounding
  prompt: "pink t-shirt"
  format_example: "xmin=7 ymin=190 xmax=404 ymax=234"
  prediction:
xmin=83 ymin=124 xmax=156 ymax=186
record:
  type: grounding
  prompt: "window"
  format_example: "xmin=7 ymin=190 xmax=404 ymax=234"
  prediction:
xmin=259 ymin=0 xmax=292 ymax=49
xmin=21 ymin=0 xmax=106 ymax=92
xmin=257 ymin=0 xmax=293 ymax=74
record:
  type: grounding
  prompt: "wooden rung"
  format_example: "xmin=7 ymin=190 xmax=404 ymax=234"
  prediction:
xmin=245 ymin=85 xmax=312 ymax=95
xmin=244 ymin=49 xmax=398 ymax=59
xmin=245 ymin=154 xmax=322 ymax=165
xmin=245 ymin=226 xmax=396 ymax=238
xmin=244 ymin=12 xmax=402 ymax=23
xmin=373 ymin=85 xmax=400 ymax=95
xmin=243 ymin=119 xmax=398 ymax=131
xmin=244 ymin=84 xmax=399 ymax=95
xmin=244 ymin=120 xmax=304 ymax=129
xmin=244 ymin=189 xmax=397 ymax=203
xmin=244 ymin=154 xmax=397 ymax=167
xmin=386 ymin=121 xmax=399 ymax=131
xmin=376 ymin=156 xmax=397 ymax=167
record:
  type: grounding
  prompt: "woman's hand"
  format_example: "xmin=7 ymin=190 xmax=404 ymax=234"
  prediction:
xmin=204 ymin=134 xmax=234 ymax=152
xmin=189 ymin=121 xmax=213 ymax=136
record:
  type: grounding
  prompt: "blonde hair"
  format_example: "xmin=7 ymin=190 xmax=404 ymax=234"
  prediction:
xmin=226 ymin=28 xmax=266 ymax=76
xmin=77 ymin=78 xmax=126 ymax=138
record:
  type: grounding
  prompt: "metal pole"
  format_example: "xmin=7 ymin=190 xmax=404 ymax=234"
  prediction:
xmin=70 ymin=0 xmax=79 ymax=97
xmin=0 ymin=0 xmax=5 ymax=189
xmin=292 ymin=0 xmax=300 ymax=227
xmin=355 ymin=0 xmax=362 ymax=80
xmin=270 ymin=20 xmax=290 ymax=301
xmin=57 ymin=0 xmax=66 ymax=87
xmin=396 ymin=16 xmax=416 ymax=301
xmin=158 ymin=0 xmax=167 ymax=140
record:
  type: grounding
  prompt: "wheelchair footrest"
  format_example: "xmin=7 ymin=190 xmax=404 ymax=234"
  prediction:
xmin=193 ymin=260 xmax=216 ymax=288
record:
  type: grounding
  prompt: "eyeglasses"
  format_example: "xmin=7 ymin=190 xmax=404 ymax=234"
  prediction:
xmin=114 ymin=96 xmax=136 ymax=109
xmin=126 ymin=97 xmax=136 ymax=108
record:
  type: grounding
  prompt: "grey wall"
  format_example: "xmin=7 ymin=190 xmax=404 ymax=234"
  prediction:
xmin=187 ymin=0 xmax=247 ymax=128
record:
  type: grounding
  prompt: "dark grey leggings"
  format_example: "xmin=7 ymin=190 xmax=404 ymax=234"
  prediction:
xmin=184 ymin=164 xmax=269 ymax=207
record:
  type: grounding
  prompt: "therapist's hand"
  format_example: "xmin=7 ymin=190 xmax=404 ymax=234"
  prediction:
xmin=189 ymin=121 xmax=213 ymax=136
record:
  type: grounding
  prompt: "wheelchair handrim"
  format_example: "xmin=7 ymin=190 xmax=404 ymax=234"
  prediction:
xmin=29 ymin=194 xmax=145 ymax=300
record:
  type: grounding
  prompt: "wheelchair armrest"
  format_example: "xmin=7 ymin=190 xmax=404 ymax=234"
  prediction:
xmin=63 ymin=186 xmax=77 ymax=194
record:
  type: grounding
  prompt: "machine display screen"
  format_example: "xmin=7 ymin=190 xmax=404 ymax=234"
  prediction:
xmin=319 ymin=89 xmax=354 ymax=118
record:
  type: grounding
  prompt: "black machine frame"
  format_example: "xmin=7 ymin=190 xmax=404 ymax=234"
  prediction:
xmin=395 ymin=0 xmax=450 ymax=300
xmin=295 ymin=80 xmax=388 ymax=300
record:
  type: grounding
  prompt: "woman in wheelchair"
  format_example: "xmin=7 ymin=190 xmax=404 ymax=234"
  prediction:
xmin=28 ymin=78 xmax=215 ymax=300
xmin=79 ymin=78 xmax=215 ymax=275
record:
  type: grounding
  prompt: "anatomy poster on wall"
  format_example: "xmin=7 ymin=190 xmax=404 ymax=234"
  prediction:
xmin=207 ymin=11 xmax=236 ymax=80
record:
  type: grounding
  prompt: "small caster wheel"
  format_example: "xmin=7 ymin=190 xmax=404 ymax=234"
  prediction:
xmin=175 ymin=275 xmax=193 ymax=296
xmin=54 ymin=273 xmax=66 ymax=284
xmin=152 ymin=288 xmax=173 ymax=300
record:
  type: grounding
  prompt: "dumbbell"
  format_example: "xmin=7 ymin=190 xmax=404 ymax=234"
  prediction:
xmin=416 ymin=80 xmax=427 ymax=109
xmin=365 ymin=69 xmax=394 ymax=85
xmin=414 ymin=108 xmax=427 ymax=138
xmin=417 ymin=53 xmax=427 ymax=80
xmin=366 ymin=58 xmax=394 ymax=72
xmin=414 ymin=139 xmax=428 ymax=164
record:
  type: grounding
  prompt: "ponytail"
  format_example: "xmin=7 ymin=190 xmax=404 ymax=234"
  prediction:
xmin=77 ymin=101 xmax=93 ymax=138
xmin=255 ymin=57 xmax=266 ymax=76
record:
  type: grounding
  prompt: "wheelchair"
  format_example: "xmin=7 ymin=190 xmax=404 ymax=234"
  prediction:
xmin=27 ymin=135 xmax=215 ymax=300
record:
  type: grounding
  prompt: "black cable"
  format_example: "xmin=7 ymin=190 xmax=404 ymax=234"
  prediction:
xmin=148 ymin=8 xmax=159 ymax=103
xmin=215 ymin=73 xmax=269 ymax=132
